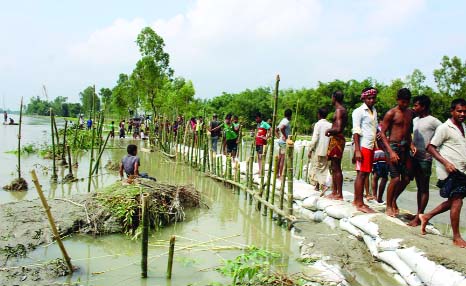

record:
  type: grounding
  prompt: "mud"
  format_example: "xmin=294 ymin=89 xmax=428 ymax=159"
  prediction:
xmin=372 ymin=214 xmax=466 ymax=275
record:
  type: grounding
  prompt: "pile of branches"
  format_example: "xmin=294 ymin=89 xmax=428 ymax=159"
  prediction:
xmin=83 ymin=179 xmax=201 ymax=236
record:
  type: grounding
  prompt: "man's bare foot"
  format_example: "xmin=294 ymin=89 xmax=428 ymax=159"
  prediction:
xmin=385 ymin=207 xmax=396 ymax=217
xmin=334 ymin=195 xmax=344 ymax=201
xmin=407 ymin=215 xmax=420 ymax=227
xmin=453 ymin=237 xmax=466 ymax=248
xmin=356 ymin=204 xmax=376 ymax=213
xmin=325 ymin=192 xmax=337 ymax=199
xmin=366 ymin=195 xmax=376 ymax=201
xmin=419 ymin=214 xmax=429 ymax=235
xmin=394 ymin=202 xmax=399 ymax=216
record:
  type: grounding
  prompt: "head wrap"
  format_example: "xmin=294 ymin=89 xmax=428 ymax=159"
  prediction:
xmin=361 ymin=88 xmax=378 ymax=100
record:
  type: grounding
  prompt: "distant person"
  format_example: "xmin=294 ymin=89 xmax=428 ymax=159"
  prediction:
xmin=119 ymin=144 xmax=156 ymax=181
xmin=128 ymin=118 xmax=133 ymax=134
xmin=133 ymin=121 xmax=140 ymax=139
xmin=110 ymin=121 xmax=115 ymax=139
xmin=308 ymin=108 xmax=332 ymax=192
xmin=4 ymin=111 xmax=7 ymax=123
xmin=420 ymin=99 xmax=466 ymax=248
xmin=208 ymin=114 xmax=221 ymax=153
xmin=325 ymin=90 xmax=348 ymax=200
xmin=379 ymin=88 xmax=416 ymax=217
xmin=408 ymin=95 xmax=442 ymax=227
xmin=211 ymin=114 xmax=239 ymax=161
xmin=87 ymin=118 xmax=92 ymax=130
xmin=276 ymin=109 xmax=292 ymax=179
xmin=119 ymin=120 xmax=126 ymax=138
xmin=9 ymin=118 xmax=14 ymax=124
xmin=255 ymin=112 xmax=271 ymax=175
xmin=352 ymin=87 xmax=378 ymax=213
xmin=79 ymin=115 xmax=84 ymax=129
xmin=372 ymin=121 xmax=388 ymax=203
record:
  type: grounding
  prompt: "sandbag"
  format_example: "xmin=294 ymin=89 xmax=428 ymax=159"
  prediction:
xmin=313 ymin=211 xmax=327 ymax=222
xmin=349 ymin=214 xmax=379 ymax=237
xmin=302 ymin=196 xmax=319 ymax=211
xmin=376 ymin=238 xmax=402 ymax=252
xmin=315 ymin=198 xmax=341 ymax=210
xmin=339 ymin=218 xmax=362 ymax=238
xmin=323 ymin=216 xmax=336 ymax=229
xmin=363 ymin=234 xmax=379 ymax=257
xmin=300 ymin=208 xmax=315 ymax=221
xmin=396 ymin=247 xmax=466 ymax=286
xmin=325 ymin=205 xmax=355 ymax=219
xmin=377 ymin=251 xmax=423 ymax=286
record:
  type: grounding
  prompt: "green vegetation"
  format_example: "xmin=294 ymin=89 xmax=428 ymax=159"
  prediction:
xmin=215 ymin=246 xmax=302 ymax=286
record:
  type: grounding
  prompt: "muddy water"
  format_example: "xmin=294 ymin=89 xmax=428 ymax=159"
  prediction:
xmin=0 ymin=116 xmax=463 ymax=285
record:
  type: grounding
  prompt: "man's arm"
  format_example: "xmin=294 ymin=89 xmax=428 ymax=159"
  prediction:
xmin=119 ymin=162 xmax=124 ymax=179
xmin=427 ymin=144 xmax=457 ymax=173
xmin=134 ymin=161 xmax=140 ymax=176
xmin=326 ymin=109 xmax=344 ymax=136
xmin=379 ymin=110 xmax=398 ymax=164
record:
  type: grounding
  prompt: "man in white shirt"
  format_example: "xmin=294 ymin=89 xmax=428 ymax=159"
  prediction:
xmin=276 ymin=109 xmax=292 ymax=179
xmin=421 ymin=98 xmax=466 ymax=248
xmin=352 ymin=87 xmax=378 ymax=213
xmin=308 ymin=107 xmax=332 ymax=191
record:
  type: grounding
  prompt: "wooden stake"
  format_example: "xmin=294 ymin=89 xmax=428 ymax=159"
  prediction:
xmin=17 ymin=97 xmax=23 ymax=180
xmin=286 ymin=138 xmax=294 ymax=216
xmin=141 ymin=193 xmax=150 ymax=278
xmin=67 ymin=145 xmax=73 ymax=177
xmin=166 ymin=235 xmax=176 ymax=279
xmin=87 ymin=126 xmax=96 ymax=193
xmin=61 ymin=120 xmax=68 ymax=164
xmin=269 ymin=155 xmax=279 ymax=218
xmin=50 ymin=108 xmax=57 ymax=181
xmin=31 ymin=170 xmax=73 ymax=273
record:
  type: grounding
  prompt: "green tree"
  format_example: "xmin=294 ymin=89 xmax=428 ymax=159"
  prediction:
xmin=433 ymin=56 xmax=466 ymax=97
xmin=79 ymin=86 xmax=101 ymax=117
xmin=99 ymin=88 xmax=112 ymax=111
xmin=132 ymin=27 xmax=174 ymax=117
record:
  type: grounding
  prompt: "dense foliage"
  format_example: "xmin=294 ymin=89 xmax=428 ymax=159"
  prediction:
xmin=24 ymin=26 xmax=466 ymax=136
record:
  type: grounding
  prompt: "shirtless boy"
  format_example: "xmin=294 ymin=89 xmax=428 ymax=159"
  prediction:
xmin=379 ymin=88 xmax=416 ymax=217
xmin=325 ymin=90 xmax=348 ymax=200
xmin=352 ymin=87 xmax=378 ymax=213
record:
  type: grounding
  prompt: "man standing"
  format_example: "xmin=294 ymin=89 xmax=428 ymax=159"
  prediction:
xmin=87 ymin=118 xmax=92 ymax=130
xmin=4 ymin=111 xmax=8 ymax=123
xmin=208 ymin=114 xmax=221 ymax=153
xmin=379 ymin=88 xmax=416 ymax=217
xmin=255 ymin=112 xmax=271 ymax=175
xmin=408 ymin=95 xmax=442 ymax=226
xmin=421 ymin=99 xmax=466 ymax=248
xmin=276 ymin=109 xmax=292 ymax=179
xmin=309 ymin=107 xmax=332 ymax=192
xmin=325 ymin=90 xmax=348 ymax=200
xmin=352 ymin=87 xmax=378 ymax=213
xmin=211 ymin=114 xmax=239 ymax=161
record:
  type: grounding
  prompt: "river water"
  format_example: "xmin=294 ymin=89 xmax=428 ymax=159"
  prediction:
xmin=0 ymin=116 xmax=464 ymax=285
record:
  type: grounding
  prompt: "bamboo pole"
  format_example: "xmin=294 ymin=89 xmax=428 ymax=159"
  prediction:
xmin=141 ymin=193 xmax=150 ymax=278
xmin=298 ymin=146 xmax=305 ymax=180
xmin=91 ymin=132 xmax=111 ymax=175
xmin=263 ymin=75 xmax=280 ymax=210
xmin=61 ymin=120 xmax=68 ymax=165
xmin=278 ymin=158 xmax=287 ymax=224
xmin=17 ymin=97 xmax=23 ymax=180
xmin=235 ymin=161 xmax=240 ymax=193
xmin=166 ymin=235 xmax=176 ymax=279
xmin=50 ymin=108 xmax=57 ymax=181
xmin=66 ymin=145 xmax=73 ymax=177
xmin=87 ymin=126 xmax=96 ymax=193
xmin=286 ymin=139 xmax=294 ymax=216
xmin=269 ymin=155 xmax=279 ymax=218
xmin=53 ymin=115 xmax=59 ymax=146
xmin=31 ymin=170 xmax=73 ymax=273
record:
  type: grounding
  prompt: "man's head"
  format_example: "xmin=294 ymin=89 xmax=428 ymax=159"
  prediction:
xmin=332 ymin=90 xmax=344 ymax=105
xmin=317 ymin=107 xmax=329 ymax=120
xmin=397 ymin=88 xmax=412 ymax=110
xmin=127 ymin=144 xmax=137 ymax=156
xmin=232 ymin=115 xmax=239 ymax=123
xmin=284 ymin=108 xmax=292 ymax=119
xmin=412 ymin=95 xmax=431 ymax=116
xmin=255 ymin=112 xmax=262 ymax=123
xmin=225 ymin=113 xmax=232 ymax=124
xmin=361 ymin=87 xmax=377 ymax=108
xmin=450 ymin=98 xmax=466 ymax=124
xmin=199 ymin=116 xmax=203 ymax=122
xmin=213 ymin=114 xmax=218 ymax=120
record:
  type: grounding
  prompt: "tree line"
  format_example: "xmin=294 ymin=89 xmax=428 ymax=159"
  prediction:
xmin=25 ymin=27 xmax=466 ymax=136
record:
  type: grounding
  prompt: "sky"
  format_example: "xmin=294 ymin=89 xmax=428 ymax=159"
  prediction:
xmin=1 ymin=0 xmax=466 ymax=109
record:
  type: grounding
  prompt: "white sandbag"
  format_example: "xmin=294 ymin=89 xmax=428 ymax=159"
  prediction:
xmin=293 ymin=187 xmax=314 ymax=200
xmin=339 ymin=218 xmax=362 ymax=238
xmin=342 ymin=190 xmax=354 ymax=202
xmin=315 ymin=198 xmax=340 ymax=210
xmin=300 ymin=208 xmax=315 ymax=221
xmin=303 ymin=260 xmax=346 ymax=285
xmin=293 ymin=204 xmax=302 ymax=216
xmin=349 ymin=214 xmax=379 ymax=237
xmin=323 ymin=216 xmax=336 ymax=229
xmin=425 ymin=224 xmax=441 ymax=235
xmin=302 ymin=195 xmax=319 ymax=211
xmin=363 ymin=234 xmax=379 ymax=257
xmin=377 ymin=251 xmax=423 ymax=286
xmin=396 ymin=247 xmax=466 ymax=286
xmin=325 ymin=205 xmax=356 ymax=219
xmin=376 ymin=238 xmax=402 ymax=252
xmin=313 ymin=211 xmax=327 ymax=222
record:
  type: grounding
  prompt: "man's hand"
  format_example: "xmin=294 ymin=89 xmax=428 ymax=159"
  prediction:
xmin=389 ymin=151 xmax=400 ymax=164
xmin=353 ymin=150 xmax=362 ymax=164
xmin=325 ymin=129 xmax=332 ymax=137
xmin=444 ymin=161 xmax=457 ymax=173
xmin=410 ymin=143 xmax=417 ymax=157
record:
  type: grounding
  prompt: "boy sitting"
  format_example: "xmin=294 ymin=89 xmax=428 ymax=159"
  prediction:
xmin=119 ymin=144 xmax=156 ymax=181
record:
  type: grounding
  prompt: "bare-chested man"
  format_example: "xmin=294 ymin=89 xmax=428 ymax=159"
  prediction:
xmin=379 ymin=88 xmax=416 ymax=217
xmin=352 ymin=87 xmax=378 ymax=213
xmin=325 ymin=90 xmax=348 ymax=200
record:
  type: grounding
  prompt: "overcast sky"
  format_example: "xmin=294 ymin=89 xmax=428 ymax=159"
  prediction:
xmin=1 ymin=0 xmax=465 ymax=109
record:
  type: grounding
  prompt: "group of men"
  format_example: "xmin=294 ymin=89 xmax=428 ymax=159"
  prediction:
xmin=308 ymin=87 xmax=466 ymax=247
